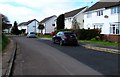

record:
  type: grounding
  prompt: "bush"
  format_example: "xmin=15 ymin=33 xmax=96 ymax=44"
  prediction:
xmin=74 ymin=29 xmax=101 ymax=40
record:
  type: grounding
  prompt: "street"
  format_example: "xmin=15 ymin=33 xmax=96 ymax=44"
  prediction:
xmin=11 ymin=36 xmax=118 ymax=75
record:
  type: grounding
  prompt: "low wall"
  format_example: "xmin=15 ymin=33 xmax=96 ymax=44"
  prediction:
xmin=101 ymin=34 xmax=120 ymax=43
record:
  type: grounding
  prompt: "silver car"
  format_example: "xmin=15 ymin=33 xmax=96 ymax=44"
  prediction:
xmin=27 ymin=32 xmax=36 ymax=38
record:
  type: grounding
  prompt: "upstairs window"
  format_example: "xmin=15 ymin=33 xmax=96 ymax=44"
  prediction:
xmin=87 ymin=13 xmax=92 ymax=18
xmin=97 ymin=10 xmax=103 ymax=16
xmin=111 ymin=6 xmax=120 ymax=14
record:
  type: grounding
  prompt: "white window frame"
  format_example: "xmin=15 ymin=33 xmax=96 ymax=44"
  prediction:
xmin=87 ymin=13 xmax=92 ymax=18
xmin=111 ymin=6 xmax=120 ymax=14
xmin=97 ymin=10 xmax=103 ymax=16
xmin=92 ymin=23 xmax=103 ymax=29
xmin=110 ymin=23 xmax=120 ymax=34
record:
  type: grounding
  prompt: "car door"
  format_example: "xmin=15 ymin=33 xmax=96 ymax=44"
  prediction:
xmin=55 ymin=32 xmax=62 ymax=43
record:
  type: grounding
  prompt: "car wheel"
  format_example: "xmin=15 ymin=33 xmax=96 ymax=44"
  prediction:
xmin=53 ymin=39 xmax=56 ymax=43
xmin=60 ymin=40 xmax=64 ymax=46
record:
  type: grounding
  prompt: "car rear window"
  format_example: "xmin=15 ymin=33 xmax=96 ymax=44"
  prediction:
xmin=30 ymin=32 xmax=36 ymax=34
xmin=64 ymin=33 xmax=76 ymax=37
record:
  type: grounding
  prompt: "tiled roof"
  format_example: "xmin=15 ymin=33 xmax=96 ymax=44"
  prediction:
xmin=85 ymin=1 xmax=120 ymax=12
xmin=64 ymin=7 xmax=87 ymax=18
xmin=40 ymin=15 xmax=57 ymax=23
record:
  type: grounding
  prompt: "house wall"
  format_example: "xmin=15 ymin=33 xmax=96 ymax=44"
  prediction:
xmin=18 ymin=20 xmax=39 ymax=33
xmin=65 ymin=17 xmax=73 ymax=29
xmin=65 ymin=7 xmax=87 ymax=29
xmin=75 ymin=13 xmax=84 ymax=29
xmin=27 ymin=21 xmax=39 ymax=33
xmin=43 ymin=17 xmax=56 ymax=34
xmin=84 ymin=7 xmax=119 ymax=35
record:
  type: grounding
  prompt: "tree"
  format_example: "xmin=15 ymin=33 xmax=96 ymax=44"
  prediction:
xmin=11 ymin=21 xmax=20 ymax=35
xmin=1 ymin=14 xmax=11 ymax=30
xmin=56 ymin=14 xmax=65 ymax=30
xmin=72 ymin=18 xmax=80 ymax=30
xmin=38 ymin=23 xmax=44 ymax=35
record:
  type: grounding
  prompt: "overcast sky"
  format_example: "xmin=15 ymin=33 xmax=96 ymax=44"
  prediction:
xmin=0 ymin=0 xmax=100 ymax=24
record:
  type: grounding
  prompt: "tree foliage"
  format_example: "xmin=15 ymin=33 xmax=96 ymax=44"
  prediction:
xmin=11 ymin=21 xmax=21 ymax=35
xmin=72 ymin=18 xmax=80 ymax=30
xmin=56 ymin=14 xmax=65 ymax=30
xmin=1 ymin=14 xmax=11 ymax=30
xmin=38 ymin=23 xmax=45 ymax=34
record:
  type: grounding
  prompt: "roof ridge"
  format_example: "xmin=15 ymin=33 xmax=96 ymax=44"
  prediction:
xmin=64 ymin=6 xmax=87 ymax=18
xmin=85 ymin=1 xmax=120 ymax=12
xmin=40 ymin=15 xmax=57 ymax=23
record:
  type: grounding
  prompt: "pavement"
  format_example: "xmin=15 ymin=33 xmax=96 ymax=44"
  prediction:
xmin=1 ymin=37 xmax=119 ymax=76
xmin=2 ymin=38 xmax=15 ymax=76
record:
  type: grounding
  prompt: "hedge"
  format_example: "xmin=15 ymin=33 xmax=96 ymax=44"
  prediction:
xmin=54 ymin=29 xmax=101 ymax=40
xmin=74 ymin=29 xmax=101 ymax=40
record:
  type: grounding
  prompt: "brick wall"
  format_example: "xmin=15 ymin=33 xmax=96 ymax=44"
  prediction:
xmin=101 ymin=34 xmax=120 ymax=43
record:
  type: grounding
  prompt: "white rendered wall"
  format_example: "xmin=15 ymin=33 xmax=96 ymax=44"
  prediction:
xmin=84 ymin=7 xmax=119 ymax=34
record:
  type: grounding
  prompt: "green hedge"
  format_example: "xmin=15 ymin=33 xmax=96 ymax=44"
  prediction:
xmin=54 ymin=29 xmax=101 ymax=40
xmin=74 ymin=29 xmax=101 ymax=40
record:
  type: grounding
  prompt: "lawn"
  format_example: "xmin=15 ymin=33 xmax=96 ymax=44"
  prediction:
xmin=79 ymin=40 xmax=119 ymax=47
xmin=38 ymin=35 xmax=119 ymax=47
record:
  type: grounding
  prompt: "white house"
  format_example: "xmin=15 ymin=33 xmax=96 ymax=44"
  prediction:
xmin=40 ymin=15 xmax=57 ymax=34
xmin=84 ymin=1 xmax=120 ymax=42
xmin=64 ymin=7 xmax=88 ymax=29
xmin=18 ymin=19 xmax=39 ymax=34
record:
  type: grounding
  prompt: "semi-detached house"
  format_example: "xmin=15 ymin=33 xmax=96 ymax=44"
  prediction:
xmin=18 ymin=19 xmax=39 ymax=34
xmin=64 ymin=7 xmax=88 ymax=29
xmin=40 ymin=15 xmax=57 ymax=34
xmin=84 ymin=1 xmax=120 ymax=42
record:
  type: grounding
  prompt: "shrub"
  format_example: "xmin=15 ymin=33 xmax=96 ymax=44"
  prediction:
xmin=74 ymin=29 xmax=101 ymax=40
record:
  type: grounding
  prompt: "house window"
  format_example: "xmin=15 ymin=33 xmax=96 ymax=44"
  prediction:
xmin=87 ymin=13 xmax=92 ymax=18
xmin=97 ymin=10 xmax=103 ymax=16
xmin=111 ymin=6 xmax=120 ymax=14
xmin=93 ymin=23 xmax=103 ymax=29
xmin=110 ymin=24 xmax=120 ymax=34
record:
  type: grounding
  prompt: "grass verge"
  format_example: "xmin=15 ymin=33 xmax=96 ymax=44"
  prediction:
xmin=2 ymin=34 xmax=10 ymax=52
xmin=79 ymin=40 xmax=119 ymax=47
xmin=38 ymin=35 xmax=53 ymax=38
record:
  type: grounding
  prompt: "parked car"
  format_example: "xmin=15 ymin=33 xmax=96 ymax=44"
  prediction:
xmin=27 ymin=32 xmax=36 ymax=38
xmin=52 ymin=31 xmax=79 ymax=46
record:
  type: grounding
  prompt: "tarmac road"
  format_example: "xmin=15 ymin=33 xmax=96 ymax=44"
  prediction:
xmin=11 ymin=36 xmax=118 ymax=76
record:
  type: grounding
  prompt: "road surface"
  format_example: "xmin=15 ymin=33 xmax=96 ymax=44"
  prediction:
xmin=10 ymin=36 xmax=118 ymax=76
